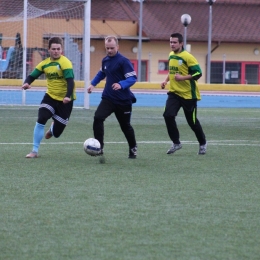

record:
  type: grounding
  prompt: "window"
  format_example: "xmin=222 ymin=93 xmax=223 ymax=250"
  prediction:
xmin=211 ymin=62 xmax=241 ymax=84
xmin=211 ymin=61 xmax=260 ymax=84
xmin=130 ymin=60 xmax=148 ymax=81
xmin=158 ymin=60 xmax=168 ymax=74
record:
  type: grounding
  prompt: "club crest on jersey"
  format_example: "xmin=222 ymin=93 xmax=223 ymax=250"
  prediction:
xmin=57 ymin=65 xmax=61 ymax=70
xmin=178 ymin=60 xmax=183 ymax=66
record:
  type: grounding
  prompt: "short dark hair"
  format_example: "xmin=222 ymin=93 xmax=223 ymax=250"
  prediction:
xmin=170 ymin=33 xmax=183 ymax=43
xmin=48 ymin=37 xmax=63 ymax=49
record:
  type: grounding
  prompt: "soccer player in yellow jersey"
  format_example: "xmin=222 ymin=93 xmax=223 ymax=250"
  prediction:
xmin=22 ymin=37 xmax=76 ymax=158
xmin=161 ymin=33 xmax=207 ymax=155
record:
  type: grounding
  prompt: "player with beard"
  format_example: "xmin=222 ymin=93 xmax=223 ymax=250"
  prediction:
xmin=161 ymin=33 xmax=207 ymax=155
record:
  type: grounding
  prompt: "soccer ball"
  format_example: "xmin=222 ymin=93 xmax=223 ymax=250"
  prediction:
xmin=83 ymin=138 xmax=101 ymax=156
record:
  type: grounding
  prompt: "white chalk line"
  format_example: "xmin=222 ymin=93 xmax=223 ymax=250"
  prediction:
xmin=1 ymin=140 xmax=260 ymax=146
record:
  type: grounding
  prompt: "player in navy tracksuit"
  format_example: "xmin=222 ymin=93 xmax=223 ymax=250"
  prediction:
xmin=87 ymin=36 xmax=138 ymax=159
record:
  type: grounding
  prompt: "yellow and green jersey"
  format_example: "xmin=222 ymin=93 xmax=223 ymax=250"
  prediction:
xmin=30 ymin=55 xmax=76 ymax=101
xmin=168 ymin=50 xmax=202 ymax=100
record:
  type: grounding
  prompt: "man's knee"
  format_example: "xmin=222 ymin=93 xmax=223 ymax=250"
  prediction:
xmin=164 ymin=113 xmax=175 ymax=122
xmin=52 ymin=123 xmax=65 ymax=138
xmin=94 ymin=116 xmax=104 ymax=125
xmin=93 ymin=116 xmax=104 ymax=131
xmin=120 ymin=122 xmax=132 ymax=132
xmin=37 ymin=114 xmax=50 ymax=125
xmin=187 ymin=120 xmax=200 ymax=130
xmin=38 ymin=108 xmax=52 ymax=125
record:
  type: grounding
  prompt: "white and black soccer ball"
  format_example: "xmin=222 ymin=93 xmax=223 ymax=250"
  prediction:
xmin=83 ymin=138 xmax=101 ymax=156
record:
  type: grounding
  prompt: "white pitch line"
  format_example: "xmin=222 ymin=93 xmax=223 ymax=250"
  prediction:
xmin=1 ymin=140 xmax=260 ymax=146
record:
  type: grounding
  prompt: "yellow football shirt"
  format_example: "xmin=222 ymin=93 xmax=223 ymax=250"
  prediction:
xmin=168 ymin=50 xmax=202 ymax=100
xmin=31 ymin=55 xmax=76 ymax=101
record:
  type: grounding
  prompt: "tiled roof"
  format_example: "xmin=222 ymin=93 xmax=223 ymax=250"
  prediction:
xmin=144 ymin=0 xmax=259 ymax=3
xmin=0 ymin=0 xmax=259 ymax=43
xmin=131 ymin=1 xmax=260 ymax=43
xmin=92 ymin=0 xmax=260 ymax=43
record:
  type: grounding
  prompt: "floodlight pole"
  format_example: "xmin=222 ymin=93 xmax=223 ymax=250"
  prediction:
xmin=83 ymin=0 xmax=91 ymax=109
xmin=22 ymin=0 xmax=28 ymax=105
xmin=137 ymin=0 xmax=143 ymax=82
xmin=181 ymin=14 xmax=191 ymax=50
xmin=206 ymin=0 xmax=216 ymax=84
xmin=132 ymin=0 xmax=144 ymax=81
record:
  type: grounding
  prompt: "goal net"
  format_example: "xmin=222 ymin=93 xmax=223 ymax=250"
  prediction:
xmin=0 ymin=0 xmax=90 ymax=107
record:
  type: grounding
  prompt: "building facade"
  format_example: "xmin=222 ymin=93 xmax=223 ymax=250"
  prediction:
xmin=0 ymin=0 xmax=260 ymax=84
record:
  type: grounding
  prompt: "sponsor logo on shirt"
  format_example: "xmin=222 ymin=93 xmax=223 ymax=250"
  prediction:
xmin=46 ymin=72 xmax=63 ymax=80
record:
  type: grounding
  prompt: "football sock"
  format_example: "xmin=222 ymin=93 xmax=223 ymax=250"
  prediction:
xmin=49 ymin=122 xmax=54 ymax=135
xmin=32 ymin=122 xmax=45 ymax=152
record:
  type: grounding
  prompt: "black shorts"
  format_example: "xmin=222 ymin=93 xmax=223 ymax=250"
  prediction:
xmin=164 ymin=92 xmax=197 ymax=117
xmin=39 ymin=93 xmax=73 ymax=125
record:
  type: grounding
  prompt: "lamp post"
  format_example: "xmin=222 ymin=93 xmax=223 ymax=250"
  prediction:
xmin=133 ymin=0 xmax=144 ymax=82
xmin=206 ymin=0 xmax=216 ymax=84
xmin=181 ymin=14 xmax=191 ymax=50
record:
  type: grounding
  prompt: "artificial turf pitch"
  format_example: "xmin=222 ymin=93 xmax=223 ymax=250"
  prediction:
xmin=1 ymin=106 xmax=260 ymax=259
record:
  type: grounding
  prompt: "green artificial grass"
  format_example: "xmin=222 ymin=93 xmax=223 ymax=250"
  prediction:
xmin=0 ymin=106 xmax=260 ymax=260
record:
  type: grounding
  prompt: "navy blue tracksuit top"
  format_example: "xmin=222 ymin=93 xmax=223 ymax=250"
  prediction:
xmin=91 ymin=52 xmax=137 ymax=105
